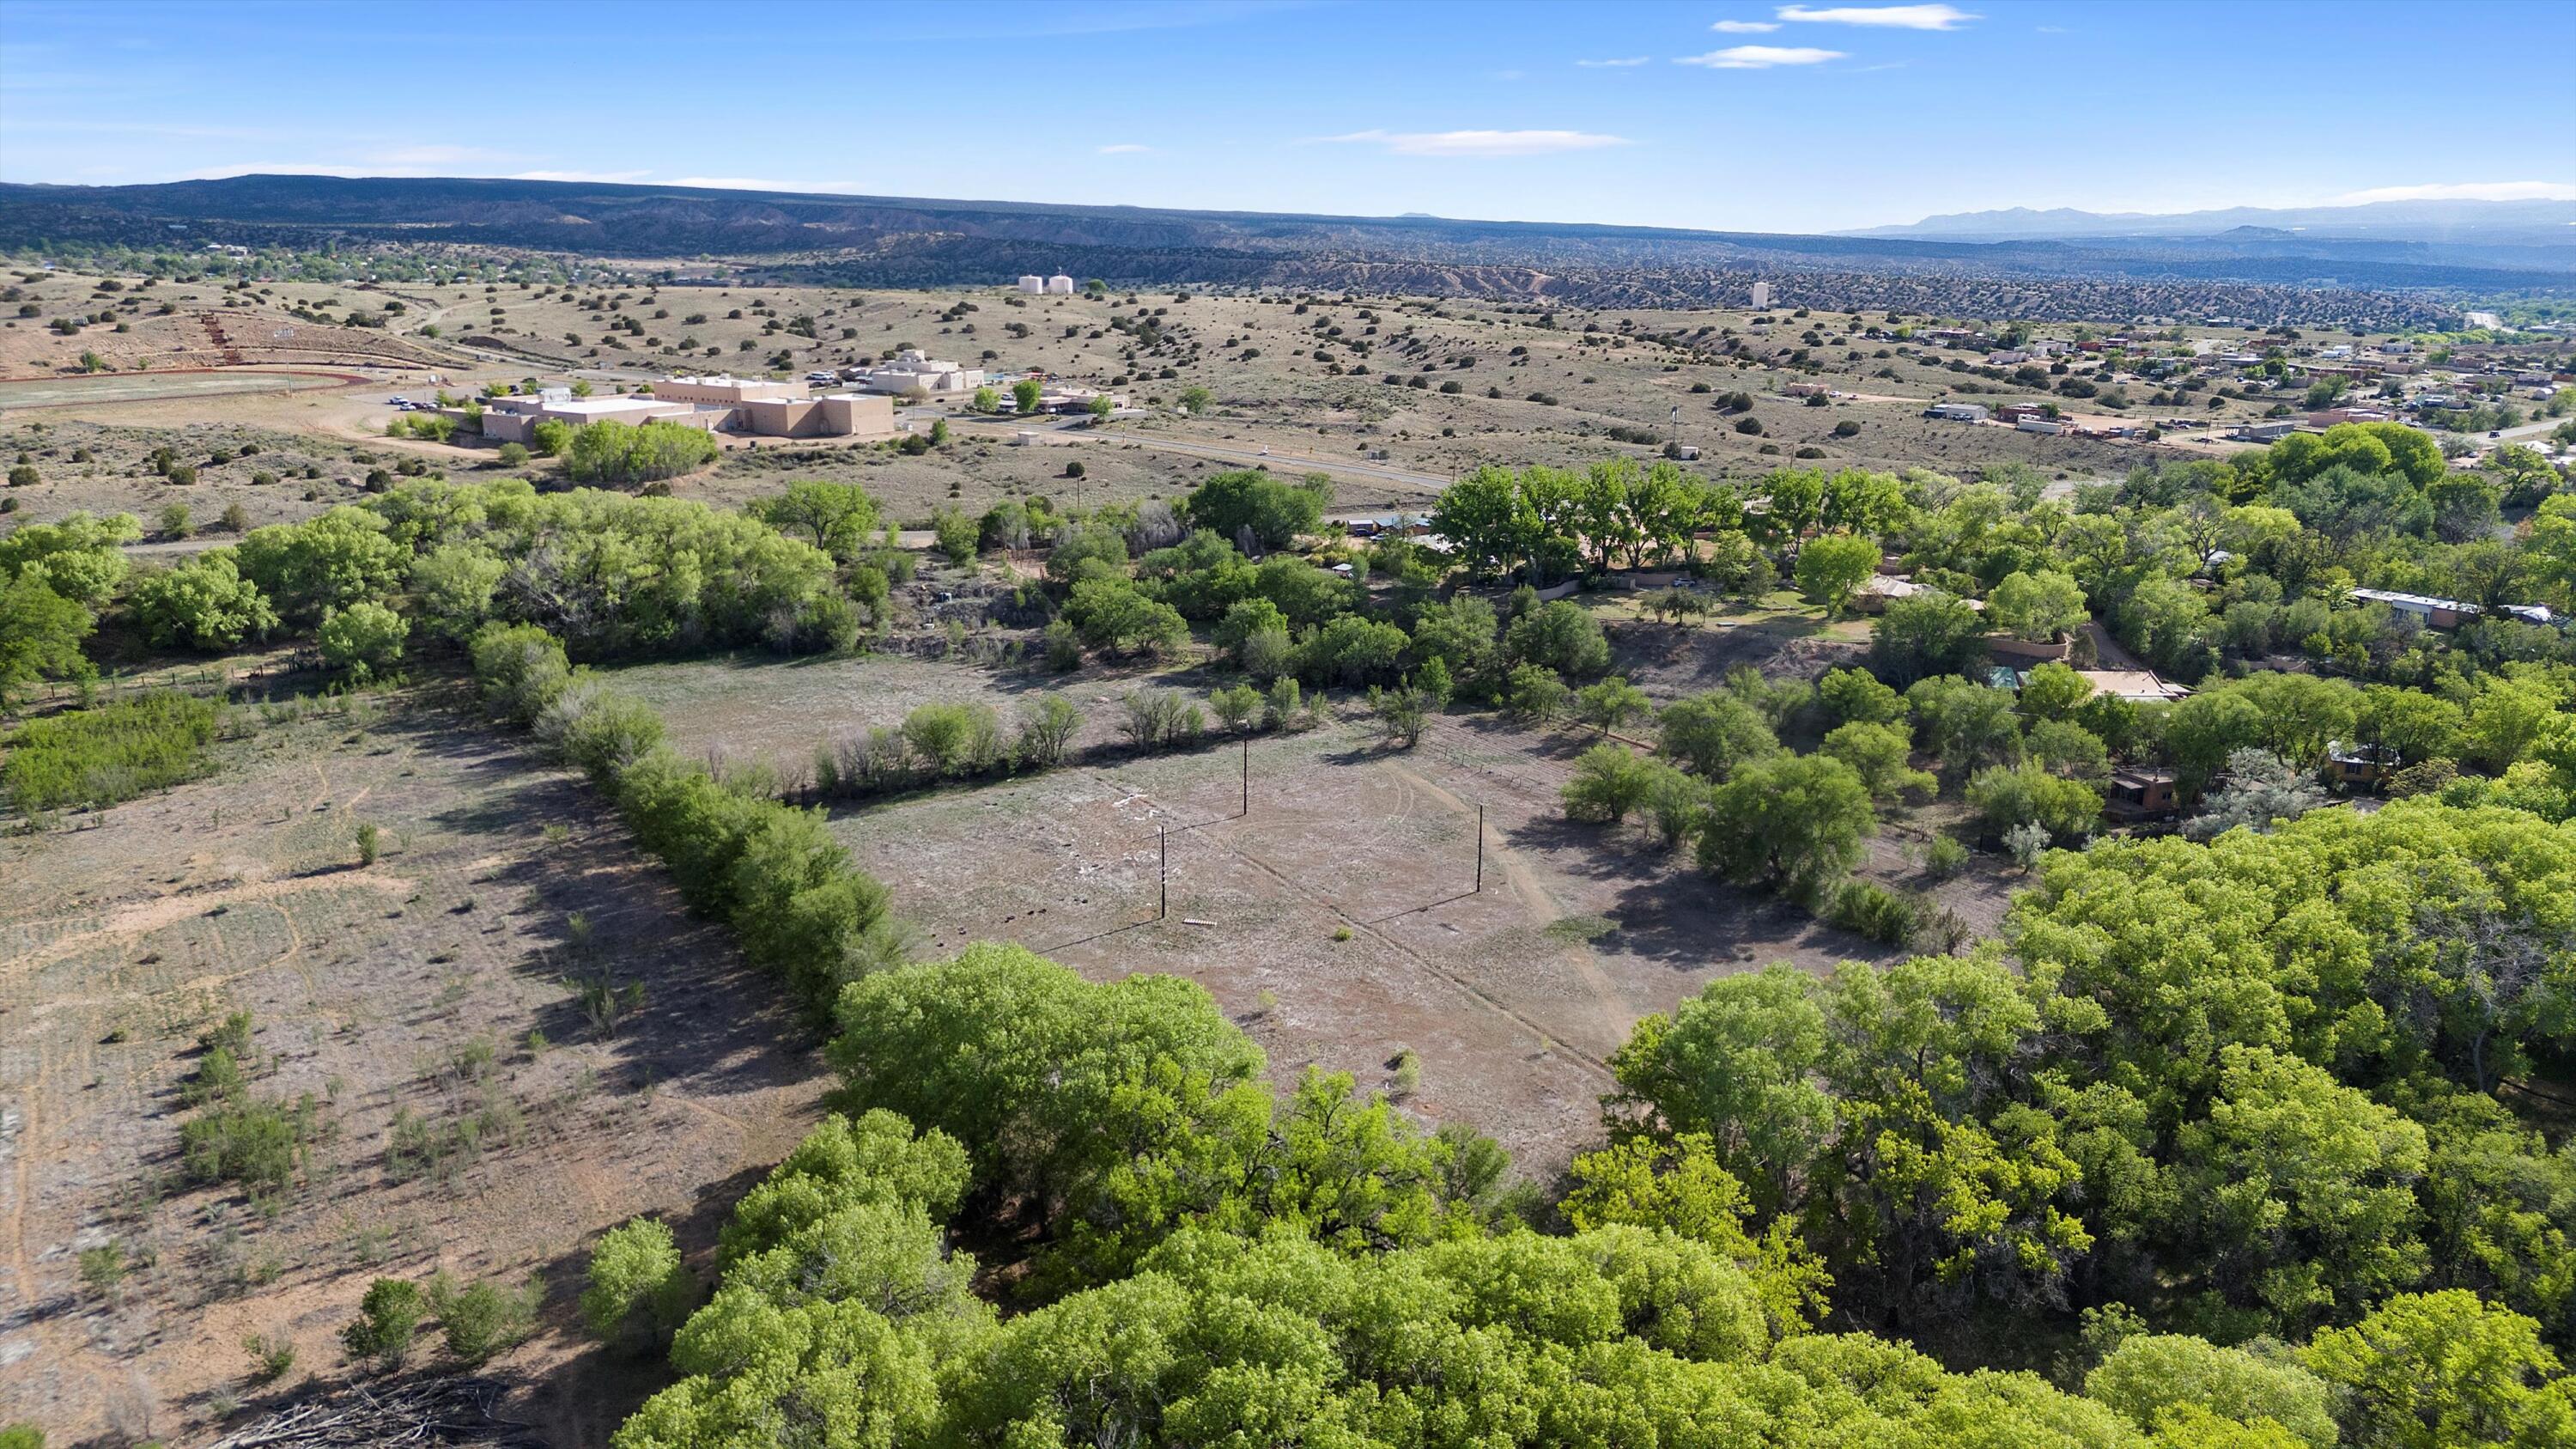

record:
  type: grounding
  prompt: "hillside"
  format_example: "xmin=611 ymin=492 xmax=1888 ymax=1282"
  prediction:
xmin=4 ymin=175 xmax=2570 ymax=311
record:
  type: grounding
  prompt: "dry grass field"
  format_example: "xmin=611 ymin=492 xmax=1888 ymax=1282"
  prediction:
xmin=0 ymin=691 xmax=826 ymax=1446
xmin=598 ymin=648 xmax=1152 ymax=780
xmin=823 ymin=708 xmax=2014 ymax=1178
xmin=561 ymin=601 xmax=2002 ymax=1179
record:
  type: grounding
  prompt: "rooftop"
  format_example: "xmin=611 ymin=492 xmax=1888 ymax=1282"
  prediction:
xmin=544 ymin=397 xmax=677 ymax=416
xmin=2349 ymin=588 xmax=2470 ymax=612
xmin=2074 ymin=669 xmax=2192 ymax=702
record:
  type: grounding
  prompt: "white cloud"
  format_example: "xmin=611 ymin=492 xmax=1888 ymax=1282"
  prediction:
xmin=1710 ymin=19 xmax=1782 ymax=32
xmin=2331 ymin=180 xmax=2576 ymax=204
xmin=1316 ymin=128 xmax=1632 ymax=157
xmin=1775 ymin=4 xmax=1980 ymax=29
xmin=1097 ymin=143 xmax=1152 ymax=154
xmin=1575 ymin=56 xmax=1651 ymax=66
xmin=511 ymin=169 xmax=653 ymax=184
xmin=1675 ymin=46 xmax=1844 ymax=68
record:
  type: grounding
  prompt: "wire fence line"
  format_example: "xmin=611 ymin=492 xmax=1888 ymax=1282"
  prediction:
xmin=1035 ymin=734 xmax=1492 ymax=952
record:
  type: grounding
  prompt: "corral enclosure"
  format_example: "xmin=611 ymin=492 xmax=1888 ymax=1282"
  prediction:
xmin=827 ymin=711 xmax=2011 ymax=1172
xmin=0 ymin=695 xmax=824 ymax=1444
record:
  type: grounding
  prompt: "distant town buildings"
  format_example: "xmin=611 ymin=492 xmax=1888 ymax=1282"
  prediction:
xmin=845 ymin=349 xmax=985 ymax=396
xmin=1923 ymin=401 xmax=1990 ymax=422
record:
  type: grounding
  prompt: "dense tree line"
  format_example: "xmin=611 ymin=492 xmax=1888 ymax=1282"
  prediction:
xmin=0 ymin=510 xmax=131 ymax=701
xmin=15 ymin=480 xmax=867 ymax=686
xmin=468 ymin=623 xmax=900 ymax=1017
xmin=1015 ymin=471 xmax=1622 ymax=709
xmin=1613 ymin=801 xmax=2576 ymax=1364
xmin=593 ymin=866 xmax=2575 ymax=1446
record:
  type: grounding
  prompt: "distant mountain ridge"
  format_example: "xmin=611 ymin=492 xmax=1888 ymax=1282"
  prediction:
xmin=1850 ymin=198 xmax=2576 ymax=244
xmin=0 ymin=175 xmax=2566 ymax=319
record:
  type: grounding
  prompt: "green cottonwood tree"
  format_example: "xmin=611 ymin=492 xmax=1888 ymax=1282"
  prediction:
xmin=1697 ymin=752 xmax=1875 ymax=897
xmin=581 ymin=1217 xmax=694 ymax=1347
xmin=1794 ymin=533 xmax=1880 ymax=617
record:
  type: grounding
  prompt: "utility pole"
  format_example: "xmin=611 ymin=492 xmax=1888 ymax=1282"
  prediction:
xmin=1241 ymin=736 xmax=1249 ymax=817
xmin=1158 ymin=825 xmax=1169 ymax=920
xmin=1474 ymin=805 xmax=1485 ymax=893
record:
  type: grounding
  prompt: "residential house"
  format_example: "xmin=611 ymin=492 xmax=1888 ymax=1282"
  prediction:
xmin=2105 ymin=766 xmax=2180 ymax=820
xmin=2073 ymin=670 xmax=2192 ymax=703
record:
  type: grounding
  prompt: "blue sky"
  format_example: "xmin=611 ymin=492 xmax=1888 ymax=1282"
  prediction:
xmin=3 ymin=0 xmax=2569 ymax=233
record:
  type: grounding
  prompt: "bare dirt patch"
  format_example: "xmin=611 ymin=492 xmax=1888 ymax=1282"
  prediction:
xmin=0 ymin=695 xmax=825 ymax=1446
xmin=827 ymin=708 xmax=2010 ymax=1180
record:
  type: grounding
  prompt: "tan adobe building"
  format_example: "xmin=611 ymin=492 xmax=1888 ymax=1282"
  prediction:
xmin=473 ymin=393 xmax=708 ymax=444
xmin=466 ymin=380 xmax=894 ymax=444
xmin=848 ymin=350 xmax=984 ymax=396
xmin=650 ymin=375 xmax=805 ymax=406
xmin=734 ymin=393 xmax=896 ymax=439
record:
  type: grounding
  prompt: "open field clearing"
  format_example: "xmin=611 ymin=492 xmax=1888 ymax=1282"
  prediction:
xmin=599 ymin=648 xmax=1177 ymax=781
xmin=0 ymin=370 xmax=360 ymax=410
xmin=827 ymin=710 xmax=2014 ymax=1177
xmin=0 ymin=414 xmax=434 ymax=537
xmin=603 ymin=588 xmax=1875 ymax=781
xmin=0 ymin=694 xmax=825 ymax=1445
